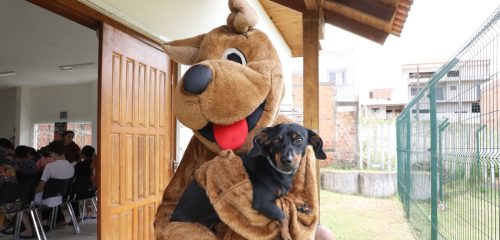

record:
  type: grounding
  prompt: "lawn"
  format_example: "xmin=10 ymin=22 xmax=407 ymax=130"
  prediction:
xmin=320 ymin=190 xmax=415 ymax=240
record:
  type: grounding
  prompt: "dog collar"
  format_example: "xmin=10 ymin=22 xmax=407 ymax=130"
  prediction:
xmin=266 ymin=156 xmax=296 ymax=175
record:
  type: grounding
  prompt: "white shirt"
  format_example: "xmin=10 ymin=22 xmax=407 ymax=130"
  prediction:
xmin=34 ymin=159 xmax=75 ymax=207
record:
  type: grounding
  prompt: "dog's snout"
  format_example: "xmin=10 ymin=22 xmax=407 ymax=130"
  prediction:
xmin=182 ymin=64 xmax=212 ymax=94
xmin=283 ymin=154 xmax=293 ymax=165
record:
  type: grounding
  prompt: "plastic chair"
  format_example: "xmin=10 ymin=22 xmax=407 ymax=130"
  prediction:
xmin=0 ymin=180 xmax=44 ymax=240
xmin=34 ymin=178 xmax=80 ymax=237
xmin=69 ymin=187 xmax=98 ymax=222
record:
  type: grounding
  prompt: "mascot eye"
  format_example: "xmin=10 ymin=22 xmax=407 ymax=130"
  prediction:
xmin=295 ymin=138 xmax=303 ymax=144
xmin=273 ymin=138 xmax=281 ymax=145
xmin=222 ymin=48 xmax=247 ymax=65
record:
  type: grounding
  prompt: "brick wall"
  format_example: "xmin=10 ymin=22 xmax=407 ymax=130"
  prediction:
xmin=292 ymin=73 xmax=358 ymax=168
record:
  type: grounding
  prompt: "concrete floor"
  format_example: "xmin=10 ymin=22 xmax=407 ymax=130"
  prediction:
xmin=0 ymin=219 xmax=97 ymax=240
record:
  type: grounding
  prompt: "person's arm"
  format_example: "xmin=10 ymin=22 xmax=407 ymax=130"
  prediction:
xmin=36 ymin=180 xmax=45 ymax=193
xmin=38 ymin=163 xmax=51 ymax=193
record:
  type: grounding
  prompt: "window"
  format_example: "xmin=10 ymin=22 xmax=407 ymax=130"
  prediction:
xmin=372 ymin=108 xmax=379 ymax=113
xmin=34 ymin=122 xmax=92 ymax=150
xmin=369 ymin=91 xmax=374 ymax=99
xmin=476 ymin=85 xmax=481 ymax=99
xmin=410 ymin=87 xmax=419 ymax=96
xmin=436 ymin=86 xmax=445 ymax=101
xmin=472 ymin=102 xmax=480 ymax=113
xmin=409 ymin=71 xmax=435 ymax=79
xmin=411 ymin=109 xmax=430 ymax=113
xmin=447 ymin=70 xmax=460 ymax=77
xmin=450 ymin=85 xmax=457 ymax=91
xmin=327 ymin=70 xmax=347 ymax=85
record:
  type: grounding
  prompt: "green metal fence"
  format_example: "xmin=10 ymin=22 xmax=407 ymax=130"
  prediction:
xmin=397 ymin=6 xmax=500 ymax=240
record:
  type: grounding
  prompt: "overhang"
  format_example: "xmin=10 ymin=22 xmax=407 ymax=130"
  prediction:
xmin=259 ymin=0 xmax=413 ymax=57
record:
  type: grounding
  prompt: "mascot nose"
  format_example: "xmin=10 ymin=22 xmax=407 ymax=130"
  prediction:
xmin=182 ymin=64 xmax=212 ymax=94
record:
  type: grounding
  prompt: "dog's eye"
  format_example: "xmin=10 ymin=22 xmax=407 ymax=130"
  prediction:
xmin=295 ymin=138 xmax=303 ymax=144
xmin=222 ymin=48 xmax=247 ymax=65
xmin=273 ymin=139 xmax=281 ymax=145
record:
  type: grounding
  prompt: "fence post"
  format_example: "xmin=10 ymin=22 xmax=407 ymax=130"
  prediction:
xmin=405 ymin=114 xmax=411 ymax=218
xmin=474 ymin=125 xmax=486 ymax=182
xmin=396 ymin=117 xmax=404 ymax=202
xmin=438 ymin=119 xmax=449 ymax=203
xmin=429 ymin=83 xmax=438 ymax=240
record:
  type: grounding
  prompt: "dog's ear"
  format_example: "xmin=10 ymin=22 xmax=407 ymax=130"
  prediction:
xmin=247 ymin=127 xmax=272 ymax=157
xmin=307 ymin=129 xmax=327 ymax=160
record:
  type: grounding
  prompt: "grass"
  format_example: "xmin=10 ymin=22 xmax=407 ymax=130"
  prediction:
xmin=407 ymin=188 xmax=499 ymax=239
xmin=319 ymin=190 xmax=415 ymax=240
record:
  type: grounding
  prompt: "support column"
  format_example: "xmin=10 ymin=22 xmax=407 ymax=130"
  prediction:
xmin=302 ymin=6 xmax=321 ymax=218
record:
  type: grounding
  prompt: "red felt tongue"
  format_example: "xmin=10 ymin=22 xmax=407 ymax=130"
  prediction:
xmin=213 ymin=119 xmax=248 ymax=150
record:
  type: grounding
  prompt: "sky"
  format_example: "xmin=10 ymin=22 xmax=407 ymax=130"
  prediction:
xmin=317 ymin=0 xmax=499 ymax=94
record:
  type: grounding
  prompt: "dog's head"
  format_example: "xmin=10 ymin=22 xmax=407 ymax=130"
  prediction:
xmin=248 ymin=123 xmax=327 ymax=174
xmin=163 ymin=0 xmax=284 ymax=155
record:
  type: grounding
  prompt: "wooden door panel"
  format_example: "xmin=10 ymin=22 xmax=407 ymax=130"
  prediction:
xmin=99 ymin=23 xmax=173 ymax=240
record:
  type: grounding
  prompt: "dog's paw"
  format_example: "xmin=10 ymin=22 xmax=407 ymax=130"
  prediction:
xmin=296 ymin=203 xmax=312 ymax=214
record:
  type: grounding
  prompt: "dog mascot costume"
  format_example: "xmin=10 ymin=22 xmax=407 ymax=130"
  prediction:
xmin=154 ymin=0 xmax=320 ymax=239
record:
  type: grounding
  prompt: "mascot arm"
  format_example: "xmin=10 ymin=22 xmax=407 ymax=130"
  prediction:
xmin=195 ymin=146 xmax=319 ymax=240
xmin=154 ymin=137 xmax=216 ymax=239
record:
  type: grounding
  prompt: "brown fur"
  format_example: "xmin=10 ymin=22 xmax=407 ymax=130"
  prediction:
xmin=154 ymin=0 xmax=319 ymax=239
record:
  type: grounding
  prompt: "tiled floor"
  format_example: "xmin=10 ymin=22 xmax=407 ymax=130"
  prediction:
xmin=0 ymin=219 xmax=97 ymax=240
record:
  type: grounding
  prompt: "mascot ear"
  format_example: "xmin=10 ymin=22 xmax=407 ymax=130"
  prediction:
xmin=162 ymin=34 xmax=205 ymax=65
xmin=307 ymin=129 xmax=327 ymax=160
xmin=247 ymin=127 xmax=272 ymax=157
xmin=227 ymin=0 xmax=258 ymax=34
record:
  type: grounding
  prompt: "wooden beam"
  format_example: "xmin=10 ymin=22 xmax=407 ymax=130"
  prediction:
xmin=304 ymin=0 xmax=320 ymax=10
xmin=328 ymin=0 xmax=397 ymax=21
xmin=323 ymin=11 xmax=389 ymax=44
xmin=318 ymin=9 xmax=325 ymax=40
xmin=303 ymin=8 xmax=321 ymax=216
xmin=270 ymin=0 xmax=305 ymax=12
xmin=302 ymin=10 xmax=320 ymax=132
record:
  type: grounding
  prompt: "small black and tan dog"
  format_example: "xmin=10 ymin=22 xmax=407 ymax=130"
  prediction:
xmin=170 ymin=123 xmax=326 ymax=239
xmin=244 ymin=123 xmax=326 ymax=240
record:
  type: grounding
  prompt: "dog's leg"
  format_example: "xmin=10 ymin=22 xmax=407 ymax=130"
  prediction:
xmin=279 ymin=215 xmax=291 ymax=240
xmin=252 ymin=199 xmax=291 ymax=240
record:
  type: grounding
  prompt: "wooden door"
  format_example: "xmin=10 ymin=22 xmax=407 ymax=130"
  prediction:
xmin=98 ymin=23 xmax=173 ymax=240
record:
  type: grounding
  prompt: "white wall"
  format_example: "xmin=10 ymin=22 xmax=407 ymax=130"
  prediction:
xmin=16 ymin=87 xmax=32 ymax=146
xmin=14 ymin=82 xmax=98 ymax=148
xmin=0 ymin=88 xmax=17 ymax=141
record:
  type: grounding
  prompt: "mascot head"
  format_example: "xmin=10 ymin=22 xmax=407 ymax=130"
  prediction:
xmin=163 ymin=0 xmax=284 ymax=155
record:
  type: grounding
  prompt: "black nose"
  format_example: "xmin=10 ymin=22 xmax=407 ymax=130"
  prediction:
xmin=182 ymin=64 xmax=212 ymax=94
xmin=283 ymin=156 xmax=293 ymax=165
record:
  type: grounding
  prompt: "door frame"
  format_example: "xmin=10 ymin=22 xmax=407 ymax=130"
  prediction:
xmin=26 ymin=0 xmax=177 ymax=238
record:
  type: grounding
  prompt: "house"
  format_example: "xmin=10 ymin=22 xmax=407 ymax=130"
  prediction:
xmin=361 ymin=88 xmax=405 ymax=119
xmin=481 ymin=77 xmax=500 ymax=127
xmin=403 ymin=61 xmax=489 ymax=119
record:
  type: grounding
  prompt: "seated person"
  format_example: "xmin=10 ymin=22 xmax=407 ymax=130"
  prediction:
xmin=0 ymin=158 xmax=17 ymax=233
xmin=35 ymin=146 xmax=55 ymax=172
xmin=72 ymin=145 xmax=97 ymax=219
xmin=0 ymin=138 xmax=15 ymax=161
xmin=11 ymin=145 xmax=37 ymax=181
xmin=19 ymin=141 xmax=75 ymax=238
xmin=34 ymin=141 xmax=75 ymax=206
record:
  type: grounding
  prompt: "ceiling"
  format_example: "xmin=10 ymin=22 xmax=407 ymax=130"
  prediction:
xmin=0 ymin=0 xmax=98 ymax=89
xmin=259 ymin=0 xmax=413 ymax=57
